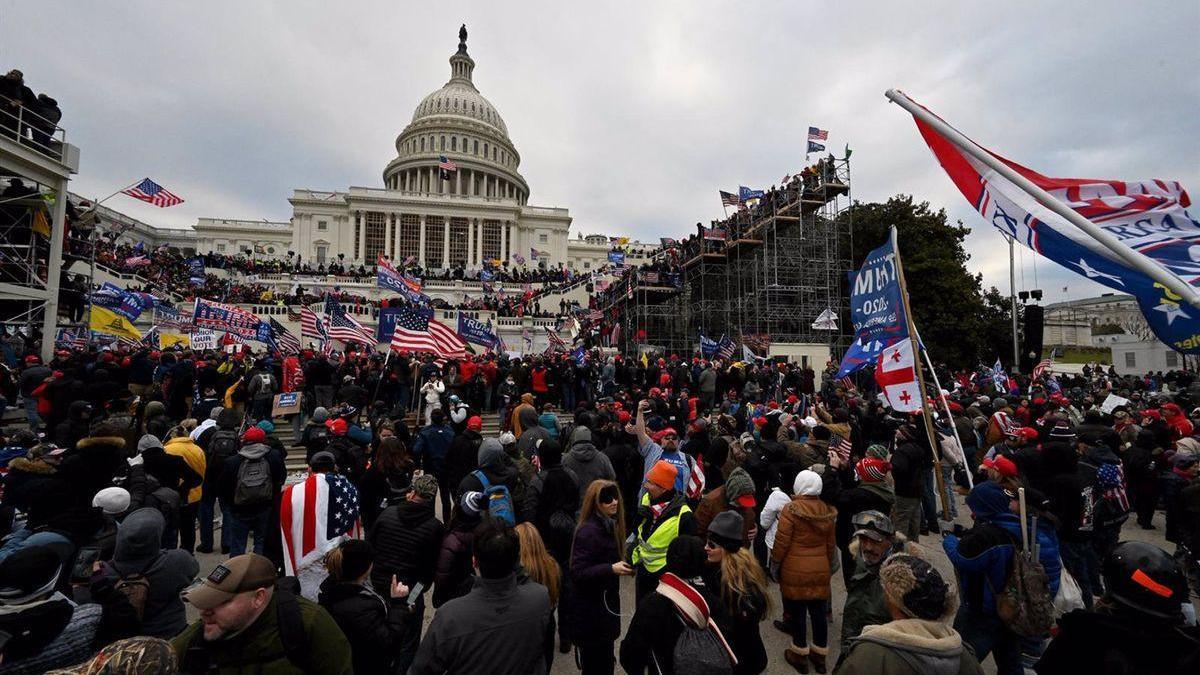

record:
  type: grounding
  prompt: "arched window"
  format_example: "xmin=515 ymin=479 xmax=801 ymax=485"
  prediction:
xmin=440 ymin=136 xmax=445 ymax=151
xmin=454 ymin=99 xmax=459 ymax=110
xmin=483 ymin=142 xmax=489 ymax=158
xmin=473 ymin=140 xmax=479 ymax=154
xmin=492 ymin=147 xmax=497 ymax=160
xmin=451 ymin=137 xmax=457 ymax=151
xmin=420 ymin=137 xmax=425 ymax=151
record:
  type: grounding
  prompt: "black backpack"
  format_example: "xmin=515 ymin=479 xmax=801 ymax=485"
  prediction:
xmin=208 ymin=429 xmax=239 ymax=466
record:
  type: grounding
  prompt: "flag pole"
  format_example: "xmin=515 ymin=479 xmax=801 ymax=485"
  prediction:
xmin=884 ymin=88 xmax=1200 ymax=309
xmin=890 ymin=226 xmax=952 ymax=520
xmin=916 ymin=335 xmax=975 ymax=490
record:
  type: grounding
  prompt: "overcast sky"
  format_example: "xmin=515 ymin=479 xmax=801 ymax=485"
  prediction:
xmin=7 ymin=1 xmax=1198 ymax=303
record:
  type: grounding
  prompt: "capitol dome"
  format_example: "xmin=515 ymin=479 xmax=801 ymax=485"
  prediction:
xmin=383 ymin=26 xmax=529 ymax=204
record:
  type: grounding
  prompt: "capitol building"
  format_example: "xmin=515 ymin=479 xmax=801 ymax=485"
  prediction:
xmin=124 ymin=26 xmax=651 ymax=273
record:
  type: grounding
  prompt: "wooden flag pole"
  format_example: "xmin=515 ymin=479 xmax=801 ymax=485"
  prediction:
xmin=890 ymin=226 xmax=952 ymax=520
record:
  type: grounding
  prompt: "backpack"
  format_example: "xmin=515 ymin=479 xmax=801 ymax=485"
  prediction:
xmin=233 ymin=455 xmax=273 ymax=506
xmin=105 ymin=558 xmax=156 ymax=622
xmin=472 ymin=470 xmax=515 ymax=525
xmin=208 ymin=429 xmax=239 ymax=466
xmin=986 ymin=520 xmax=1055 ymax=638
xmin=669 ymin=615 xmax=734 ymax=675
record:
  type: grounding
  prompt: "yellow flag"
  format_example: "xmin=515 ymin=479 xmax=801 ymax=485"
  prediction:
xmin=618 ymin=236 xmax=630 ymax=245
xmin=160 ymin=332 xmax=190 ymax=349
xmin=640 ymin=351 xmax=649 ymax=368
xmin=90 ymin=306 xmax=142 ymax=341
xmin=31 ymin=209 xmax=51 ymax=238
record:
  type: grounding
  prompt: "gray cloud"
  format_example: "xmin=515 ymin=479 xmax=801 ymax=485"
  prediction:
xmin=7 ymin=0 xmax=1197 ymax=303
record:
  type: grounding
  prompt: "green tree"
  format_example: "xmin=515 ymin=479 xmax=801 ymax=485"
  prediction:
xmin=841 ymin=195 xmax=1012 ymax=369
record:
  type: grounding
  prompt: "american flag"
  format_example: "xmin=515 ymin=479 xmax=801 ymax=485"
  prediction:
xmin=299 ymin=306 xmax=328 ymax=341
xmin=281 ymin=472 xmax=362 ymax=577
xmin=1032 ymin=357 xmax=1053 ymax=379
xmin=121 ymin=178 xmax=184 ymax=208
xmin=324 ymin=296 xmax=376 ymax=346
xmin=269 ymin=318 xmax=302 ymax=355
xmin=807 ymin=126 xmax=829 ymax=141
xmin=716 ymin=336 xmax=736 ymax=361
xmin=544 ymin=325 xmax=567 ymax=351
xmin=124 ymin=255 xmax=151 ymax=267
xmin=438 ymin=155 xmax=457 ymax=172
xmin=719 ymin=190 xmax=741 ymax=207
xmin=830 ymin=433 xmax=853 ymax=464
xmin=390 ymin=308 xmax=468 ymax=359
xmin=686 ymin=453 xmax=705 ymax=500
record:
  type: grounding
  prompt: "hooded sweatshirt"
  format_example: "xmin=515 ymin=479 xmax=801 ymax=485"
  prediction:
xmin=838 ymin=618 xmax=983 ymax=675
xmin=516 ymin=406 xmax=550 ymax=459
xmin=94 ymin=507 xmax=199 ymax=639
xmin=562 ymin=427 xmax=616 ymax=500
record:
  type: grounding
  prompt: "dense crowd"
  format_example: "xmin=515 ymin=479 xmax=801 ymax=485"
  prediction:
xmin=0 ymin=337 xmax=1196 ymax=674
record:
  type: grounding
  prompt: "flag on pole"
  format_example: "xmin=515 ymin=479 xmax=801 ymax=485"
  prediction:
xmin=438 ymin=155 xmax=457 ymax=172
xmin=716 ymin=335 xmax=735 ymax=361
xmin=811 ymin=308 xmax=838 ymax=331
xmin=876 ymin=338 xmax=921 ymax=412
xmin=719 ymin=190 xmax=741 ymax=207
xmin=808 ymin=126 xmax=829 ymax=141
xmin=121 ymin=178 xmax=184 ymax=208
xmin=806 ymin=141 xmax=826 ymax=154
xmin=544 ymin=326 xmax=567 ymax=352
xmin=738 ymin=186 xmax=764 ymax=202
xmin=90 ymin=306 xmax=142 ymax=342
xmin=299 ymin=307 xmax=328 ymax=342
xmin=269 ymin=318 xmax=302 ymax=355
xmin=1032 ymin=357 xmax=1053 ymax=379
xmin=280 ymin=472 xmax=362 ymax=577
xmin=390 ymin=308 xmax=468 ymax=359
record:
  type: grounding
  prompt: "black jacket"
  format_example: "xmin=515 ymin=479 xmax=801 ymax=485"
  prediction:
xmin=533 ymin=464 xmax=580 ymax=564
xmin=1035 ymin=607 xmax=1200 ymax=675
xmin=368 ymin=498 xmax=444 ymax=593
xmin=444 ymin=429 xmax=483 ymax=495
xmin=317 ymin=578 xmax=407 ymax=675
xmin=357 ymin=466 xmax=411 ymax=529
xmin=619 ymin=575 xmax=724 ymax=675
xmin=889 ymin=438 xmax=929 ymax=499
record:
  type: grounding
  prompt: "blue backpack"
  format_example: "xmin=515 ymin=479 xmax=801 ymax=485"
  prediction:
xmin=472 ymin=470 xmax=515 ymax=525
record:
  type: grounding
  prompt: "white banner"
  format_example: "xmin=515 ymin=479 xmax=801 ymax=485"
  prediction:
xmin=190 ymin=330 xmax=219 ymax=350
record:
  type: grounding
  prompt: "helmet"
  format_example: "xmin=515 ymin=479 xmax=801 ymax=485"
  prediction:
xmin=1101 ymin=541 xmax=1188 ymax=620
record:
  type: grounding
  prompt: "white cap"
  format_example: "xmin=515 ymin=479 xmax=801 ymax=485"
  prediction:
xmin=92 ymin=486 xmax=131 ymax=515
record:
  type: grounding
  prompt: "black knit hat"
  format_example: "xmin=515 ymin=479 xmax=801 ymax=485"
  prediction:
xmin=0 ymin=545 xmax=61 ymax=605
xmin=666 ymin=535 xmax=707 ymax=579
xmin=337 ymin=539 xmax=374 ymax=582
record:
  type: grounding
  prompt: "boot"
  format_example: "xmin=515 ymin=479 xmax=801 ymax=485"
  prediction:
xmin=810 ymin=645 xmax=828 ymax=674
xmin=785 ymin=645 xmax=810 ymax=674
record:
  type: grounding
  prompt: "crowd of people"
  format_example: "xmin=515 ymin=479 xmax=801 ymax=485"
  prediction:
xmin=0 ymin=337 xmax=1196 ymax=674
xmin=1 ymin=69 xmax=61 ymax=150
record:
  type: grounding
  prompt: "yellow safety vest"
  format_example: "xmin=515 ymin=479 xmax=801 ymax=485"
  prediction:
xmin=632 ymin=494 xmax=691 ymax=573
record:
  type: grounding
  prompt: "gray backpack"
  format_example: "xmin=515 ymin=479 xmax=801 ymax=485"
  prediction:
xmin=669 ymin=615 xmax=733 ymax=675
xmin=233 ymin=456 xmax=273 ymax=506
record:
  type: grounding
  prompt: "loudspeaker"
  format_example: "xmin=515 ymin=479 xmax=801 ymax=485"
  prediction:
xmin=1020 ymin=305 xmax=1044 ymax=373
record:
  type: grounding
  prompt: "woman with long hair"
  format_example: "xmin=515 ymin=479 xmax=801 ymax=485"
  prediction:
xmin=317 ymin=539 xmax=410 ymax=675
xmin=357 ymin=436 xmax=413 ymax=528
xmin=515 ymin=522 xmax=563 ymax=671
xmin=568 ymin=480 xmax=634 ymax=675
xmin=705 ymin=510 xmax=771 ymax=675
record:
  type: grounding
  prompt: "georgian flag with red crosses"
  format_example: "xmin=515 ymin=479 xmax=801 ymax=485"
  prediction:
xmin=876 ymin=338 xmax=921 ymax=412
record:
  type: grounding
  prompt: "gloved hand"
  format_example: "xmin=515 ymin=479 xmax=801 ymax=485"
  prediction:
xmin=128 ymin=453 xmax=144 ymax=467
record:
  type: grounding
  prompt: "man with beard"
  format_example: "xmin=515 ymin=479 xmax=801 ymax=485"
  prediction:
xmin=838 ymin=511 xmax=918 ymax=664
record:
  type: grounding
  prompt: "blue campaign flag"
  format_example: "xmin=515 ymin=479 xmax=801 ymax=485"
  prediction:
xmin=480 ymin=268 xmax=495 ymax=282
xmin=186 ymin=256 xmax=206 ymax=286
xmin=607 ymin=251 xmax=626 ymax=265
xmin=94 ymin=282 xmax=149 ymax=322
xmin=739 ymin=186 xmax=764 ymax=202
xmin=807 ymin=141 xmax=826 ymax=154
xmin=457 ymin=314 xmax=499 ymax=349
xmin=571 ymin=346 xmax=587 ymax=367
xmin=699 ymin=333 xmax=720 ymax=358
xmin=836 ymin=233 xmax=909 ymax=378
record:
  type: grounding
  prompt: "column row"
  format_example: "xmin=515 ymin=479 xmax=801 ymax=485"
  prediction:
xmin=393 ymin=167 xmax=523 ymax=202
xmin=351 ymin=209 xmax=516 ymax=269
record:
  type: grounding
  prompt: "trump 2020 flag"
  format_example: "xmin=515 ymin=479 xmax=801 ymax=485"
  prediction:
xmin=837 ymin=236 xmax=909 ymax=378
xmin=902 ymin=94 xmax=1200 ymax=353
xmin=876 ymin=338 xmax=921 ymax=412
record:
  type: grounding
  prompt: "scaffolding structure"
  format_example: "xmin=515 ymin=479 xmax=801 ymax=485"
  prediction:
xmin=0 ymin=101 xmax=80 ymax=360
xmin=606 ymin=157 xmax=852 ymax=357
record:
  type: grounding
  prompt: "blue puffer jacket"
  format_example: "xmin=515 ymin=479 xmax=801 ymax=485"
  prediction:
xmin=943 ymin=480 xmax=1061 ymax=615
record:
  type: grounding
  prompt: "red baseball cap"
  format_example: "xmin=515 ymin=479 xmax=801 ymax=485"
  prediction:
xmin=1018 ymin=427 xmax=1040 ymax=441
xmin=467 ymin=416 xmax=483 ymax=432
xmin=734 ymin=493 xmax=757 ymax=508
xmin=982 ymin=455 xmax=1019 ymax=478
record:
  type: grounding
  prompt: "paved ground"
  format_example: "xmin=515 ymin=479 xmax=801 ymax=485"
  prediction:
xmin=188 ymin=488 xmax=1193 ymax=674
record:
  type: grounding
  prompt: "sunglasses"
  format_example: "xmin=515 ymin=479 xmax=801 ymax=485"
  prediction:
xmin=599 ymin=486 xmax=620 ymax=504
xmin=704 ymin=539 xmax=719 ymax=549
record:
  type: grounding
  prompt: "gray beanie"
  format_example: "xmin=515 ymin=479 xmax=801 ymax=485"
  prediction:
xmin=723 ymin=467 xmax=755 ymax=505
xmin=478 ymin=438 xmax=506 ymax=468
xmin=708 ymin=510 xmax=744 ymax=551
xmin=312 ymin=407 xmax=330 ymax=424
xmin=209 ymin=406 xmax=224 ymax=421
xmin=137 ymin=434 xmax=164 ymax=453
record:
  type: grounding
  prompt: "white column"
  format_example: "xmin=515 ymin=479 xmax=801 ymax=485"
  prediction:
xmin=442 ymin=217 xmax=450 ymax=268
xmin=394 ymin=214 xmax=403 ymax=260
xmin=500 ymin=220 xmax=508 ymax=263
xmin=385 ymin=213 xmax=395 ymax=259
xmin=455 ymin=170 xmax=462 ymax=195
xmin=418 ymin=214 xmax=427 ymax=267
xmin=466 ymin=218 xmax=475 ymax=267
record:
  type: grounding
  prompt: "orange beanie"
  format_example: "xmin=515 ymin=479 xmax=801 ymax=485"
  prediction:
xmin=646 ymin=460 xmax=678 ymax=490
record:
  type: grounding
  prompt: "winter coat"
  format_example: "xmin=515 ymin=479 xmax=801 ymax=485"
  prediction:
xmin=619 ymin=574 xmax=725 ymax=675
xmin=410 ymin=573 xmax=553 ymax=675
xmin=1034 ymin=607 xmax=1200 ymax=675
xmin=317 ymin=578 xmax=407 ymax=675
xmin=412 ymin=423 xmax=454 ymax=475
xmin=368 ymin=498 xmax=444 ymax=592
xmin=356 ymin=465 xmax=411 ymax=529
xmin=458 ymin=462 xmax=522 ymax=502
xmin=568 ymin=514 xmax=623 ymax=642
xmin=890 ymin=438 xmax=929 ymax=499
xmin=838 ymin=618 xmax=984 ymax=675
xmin=516 ymin=406 xmax=550 ymax=458
xmin=532 ymin=464 xmax=579 ymax=564
xmin=443 ymin=429 xmax=483 ymax=494
xmin=770 ymin=494 xmax=837 ymax=600
xmin=163 ymin=436 xmax=206 ymax=504
xmin=832 ymin=482 xmax=895 ymax=548
xmin=707 ymin=564 xmax=768 ymax=675
xmin=562 ymin=428 xmax=616 ymax=500
xmin=840 ymin=536 xmax=917 ymax=653
xmin=216 ymin=443 xmax=285 ymax=519
xmin=433 ymin=520 xmax=478 ymax=608
xmin=760 ymin=487 xmax=791 ymax=552
xmin=694 ymin=486 xmax=757 ymax=545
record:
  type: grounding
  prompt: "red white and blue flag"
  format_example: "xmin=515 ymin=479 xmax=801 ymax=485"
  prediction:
xmin=438 ymin=155 xmax=457 ymax=172
xmin=122 ymin=178 xmax=184 ymax=208
xmin=876 ymin=338 xmax=921 ymax=412
xmin=324 ymin=296 xmax=376 ymax=346
xmin=281 ymin=472 xmax=361 ymax=576
xmin=390 ymin=307 xmax=468 ymax=359
xmin=808 ymin=126 xmax=829 ymax=141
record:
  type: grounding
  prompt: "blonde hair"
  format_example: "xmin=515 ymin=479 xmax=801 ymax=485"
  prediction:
xmin=576 ymin=479 xmax=626 ymax=559
xmin=323 ymin=546 xmax=348 ymax=582
xmin=719 ymin=548 xmax=772 ymax=619
xmin=515 ymin=522 xmax=562 ymax=607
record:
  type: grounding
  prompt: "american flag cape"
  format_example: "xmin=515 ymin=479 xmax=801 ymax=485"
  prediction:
xmin=121 ymin=177 xmax=185 ymax=208
xmin=281 ymin=472 xmax=362 ymax=576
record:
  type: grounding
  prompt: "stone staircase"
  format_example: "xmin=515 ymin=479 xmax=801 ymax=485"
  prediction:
xmin=278 ymin=411 xmax=504 ymax=473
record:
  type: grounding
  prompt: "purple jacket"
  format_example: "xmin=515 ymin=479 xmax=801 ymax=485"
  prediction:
xmin=568 ymin=514 xmax=622 ymax=641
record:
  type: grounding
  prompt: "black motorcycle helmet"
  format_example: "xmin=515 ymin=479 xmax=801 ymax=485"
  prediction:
xmin=1102 ymin=541 xmax=1188 ymax=621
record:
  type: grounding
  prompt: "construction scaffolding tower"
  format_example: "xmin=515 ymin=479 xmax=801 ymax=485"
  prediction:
xmin=604 ymin=156 xmax=852 ymax=357
xmin=0 ymin=101 xmax=80 ymax=361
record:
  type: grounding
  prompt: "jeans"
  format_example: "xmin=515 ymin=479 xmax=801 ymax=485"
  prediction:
xmin=1059 ymin=539 xmax=1097 ymax=610
xmin=784 ymin=598 xmax=827 ymax=648
xmin=23 ymin=398 xmax=41 ymax=433
xmin=227 ymin=511 xmax=270 ymax=556
xmin=0 ymin=529 xmax=73 ymax=565
xmin=939 ymin=464 xmax=959 ymax=519
xmin=954 ymin=606 xmax=1021 ymax=675
xmin=575 ymin=639 xmax=616 ymax=675
xmin=199 ymin=492 xmax=233 ymax=551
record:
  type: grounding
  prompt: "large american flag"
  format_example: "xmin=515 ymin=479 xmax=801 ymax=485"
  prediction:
xmin=438 ymin=155 xmax=457 ymax=171
xmin=390 ymin=307 xmax=468 ymax=359
xmin=686 ymin=453 xmax=705 ymax=501
xmin=807 ymin=126 xmax=829 ymax=141
xmin=269 ymin=318 xmax=302 ymax=355
xmin=830 ymin=433 xmax=853 ymax=464
xmin=1032 ymin=357 xmax=1053 ymax=379
xmin=544 ymin=325 xmax=567 ymax=351
xmin=325 ymin=296 xmax=376 ymax=346
xmin=299 ymin=306 xmax=328 ymax=341
xmin=122 ymin=178 xmax=184 ymax=208
xmin=719 ymin=190 xmax=741 ymax=207
xmin=280 ymin=472 xmax=361 ymax=576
